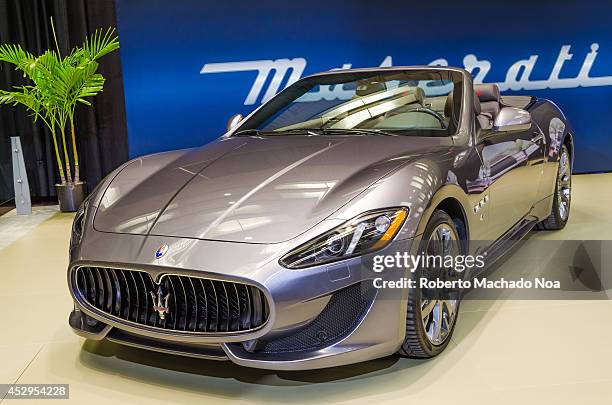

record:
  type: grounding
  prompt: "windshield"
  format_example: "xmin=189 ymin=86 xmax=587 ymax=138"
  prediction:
xmin=235 ymin=69 xmax=464 ymax=137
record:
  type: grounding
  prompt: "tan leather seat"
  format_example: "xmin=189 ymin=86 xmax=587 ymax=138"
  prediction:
xmin=445 ymin=89 xmax=490 ymax=129
xmin=474 ymin=84 xmax=501 ymax=120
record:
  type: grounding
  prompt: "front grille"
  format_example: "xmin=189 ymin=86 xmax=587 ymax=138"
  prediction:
xmin=74 ymin=266 xmax=269 ymax=333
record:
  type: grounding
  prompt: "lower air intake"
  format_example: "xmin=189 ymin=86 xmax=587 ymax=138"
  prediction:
xmin=258 ymin=282 xmax=376 ymax=354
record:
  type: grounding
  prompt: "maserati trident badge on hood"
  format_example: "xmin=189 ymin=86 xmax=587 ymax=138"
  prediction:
xmin=155 ymin=244 xmax=169 ymax=259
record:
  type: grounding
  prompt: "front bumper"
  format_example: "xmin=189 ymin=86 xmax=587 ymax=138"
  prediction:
xmin=68 ymin=230 xmax=414 ymax=370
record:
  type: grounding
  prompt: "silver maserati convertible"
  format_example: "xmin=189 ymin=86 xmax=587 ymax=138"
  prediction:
xmin=68 ymin=66 xmax=573 ymax=370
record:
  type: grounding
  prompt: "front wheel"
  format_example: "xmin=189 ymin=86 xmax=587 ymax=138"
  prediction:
xmin=537 ymin=144 xmax=571 ymax=230
xmin=399 ymin=210 xmax=462 ymax=358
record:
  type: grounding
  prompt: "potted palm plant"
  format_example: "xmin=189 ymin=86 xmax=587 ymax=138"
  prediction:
xmin=0 ymin=19 xmax=119 ymax=211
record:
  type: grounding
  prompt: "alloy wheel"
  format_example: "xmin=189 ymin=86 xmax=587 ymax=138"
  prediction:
xmin=558 ymin=148 xmax=571 ymax=221
xmin=420 ymin=223 xmax=460 ymax=346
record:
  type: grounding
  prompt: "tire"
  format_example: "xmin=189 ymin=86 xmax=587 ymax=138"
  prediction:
xmin=399 ymin=209 xmax=462 ymax=358
xmin=537 ymin=144 xmax=572 ymax=230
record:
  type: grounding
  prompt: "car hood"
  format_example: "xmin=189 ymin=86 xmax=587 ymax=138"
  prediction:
xmin=94 ymin=135 xmax=451 ymax=243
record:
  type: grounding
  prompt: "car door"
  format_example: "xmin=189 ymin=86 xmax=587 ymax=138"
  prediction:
xmin=477 ymin=122 xmax=545 ymax=241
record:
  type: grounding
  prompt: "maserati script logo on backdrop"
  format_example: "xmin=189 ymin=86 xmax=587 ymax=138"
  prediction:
xmin=201 ymin=43 xmax=612 ymax=105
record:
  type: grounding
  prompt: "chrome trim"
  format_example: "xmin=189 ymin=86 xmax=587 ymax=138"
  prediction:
xmin=106 ymin=330 xmax=229 ymax=361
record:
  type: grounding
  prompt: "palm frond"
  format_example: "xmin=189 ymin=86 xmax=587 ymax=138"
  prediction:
xmin=75 ymin=73 xmax=106 ymax=105
xmin=82 ymin=27 xmax=119 ymax=61
xmin=0 ymin=86 xmax=45 ymax=122
xmin=0 ymin=44 xmax=37 ymax=78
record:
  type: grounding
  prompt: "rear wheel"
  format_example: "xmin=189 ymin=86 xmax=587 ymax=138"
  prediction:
xmin=399 ymin=210 xmax=462 ymax=358
xmin=537 ymin=144 xmax=571 ymax=230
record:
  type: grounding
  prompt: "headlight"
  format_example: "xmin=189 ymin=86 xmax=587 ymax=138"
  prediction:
xmin=280 ymin=207 xmax=408 ymax=269
xmin=70 ymin=174 xmax=109 ymax=249
xmin=70 ymin=199 xmax=89 ymax=249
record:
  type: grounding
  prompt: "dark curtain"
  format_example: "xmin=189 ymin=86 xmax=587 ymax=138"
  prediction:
xmin=0 ymin=0 xmax=128 ymax=202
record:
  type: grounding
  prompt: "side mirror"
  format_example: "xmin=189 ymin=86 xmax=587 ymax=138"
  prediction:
xmin=226 ymin=113 xmax=243 ymax=131
xmin=493 ymin=107 xmax=531 ymax=132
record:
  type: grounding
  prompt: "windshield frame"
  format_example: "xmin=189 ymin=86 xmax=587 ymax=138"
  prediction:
xmin=229 ymin=67 xmax=469 ymax=139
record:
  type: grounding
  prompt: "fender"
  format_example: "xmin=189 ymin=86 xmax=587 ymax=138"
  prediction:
xmin=413 ymin=183 xmax=474 ymax=241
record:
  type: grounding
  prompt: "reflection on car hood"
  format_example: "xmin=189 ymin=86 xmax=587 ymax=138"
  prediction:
xmin=94 ymin=135 xmax=450 ymax=243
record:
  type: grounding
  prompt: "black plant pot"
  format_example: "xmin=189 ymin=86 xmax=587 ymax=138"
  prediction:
xmin=56 ymin=182 xmax=85 ymax=212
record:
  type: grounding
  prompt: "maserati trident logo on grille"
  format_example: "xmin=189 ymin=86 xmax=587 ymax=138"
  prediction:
xmin=155 ymin=243 xmax=169 ymax=259
xmin=150 ymin=286 xmax=171 ymax=320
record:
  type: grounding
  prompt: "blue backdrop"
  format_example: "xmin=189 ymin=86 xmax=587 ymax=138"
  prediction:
xmin=116 ymin=0 xmax=612 ymax=173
